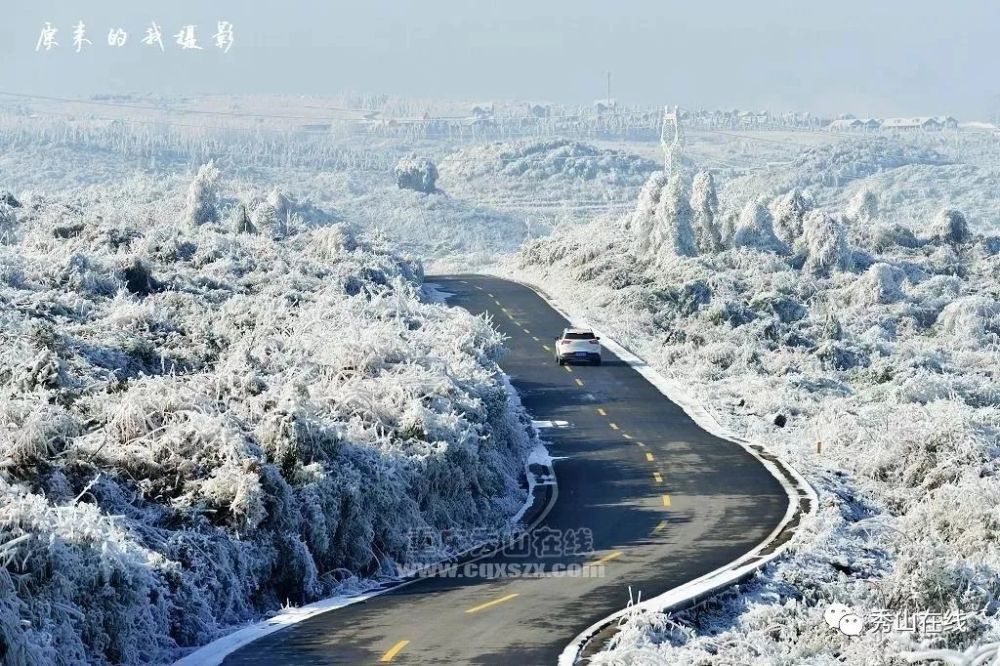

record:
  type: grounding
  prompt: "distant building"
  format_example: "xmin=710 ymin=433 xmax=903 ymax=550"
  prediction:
xmin=470 ymin=104 xmax=494 ymax=119
xmin=826 ymin=118 xmax=864 ymax=131
xmin=527 ymin=103 xmax=550 ymax=119
xmin=881 ymin=117 xmax=942 ymax=131
xmin=935 ymin=116 xmax=959 ymax=129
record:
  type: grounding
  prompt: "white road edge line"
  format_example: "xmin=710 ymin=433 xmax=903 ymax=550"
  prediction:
xmin=173 ymin=373 xmax=559 ymax=666
xmin=491 ymin=275 xmax=817 ymax=666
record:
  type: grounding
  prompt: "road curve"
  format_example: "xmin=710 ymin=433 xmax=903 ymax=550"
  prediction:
xmin=223 ymin=275 xmax=788 ymax=665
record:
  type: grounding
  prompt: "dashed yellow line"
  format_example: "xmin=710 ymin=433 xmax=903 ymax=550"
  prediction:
xmin=589 ymin=550 xmax=623 ymax=567
xmin=661 ymin=495 xmax=672 ymax=507
xmin=575 ymin=378 xmax=584 ymax=387
xmin=609 ymin=423 xmax=619 ymax=430
xmin=645 ymin=452 xmax=655 ymax=462
xmin=380 ymin=640 xmax=410 ymax=663
xmin=653 ymin=520 xmax=668 ymax=533
xmin=597 ymin=408 xmax=607 ymax=417
xmin=653 ymin=472 xmax=663 ymax=484
xmin=466 ymin=593 xmax=520 ymax=614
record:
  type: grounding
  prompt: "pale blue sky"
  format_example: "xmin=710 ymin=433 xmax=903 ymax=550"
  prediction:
xmin=1 ymin=0 xmax=997 ymax=118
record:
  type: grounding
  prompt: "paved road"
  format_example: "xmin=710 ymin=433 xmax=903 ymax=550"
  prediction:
xmin=224 ymin=275 xmax=788 ymax=665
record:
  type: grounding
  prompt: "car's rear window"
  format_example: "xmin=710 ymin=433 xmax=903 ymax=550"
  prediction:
xmin=564 ymin=332 xmax=596 ymax=340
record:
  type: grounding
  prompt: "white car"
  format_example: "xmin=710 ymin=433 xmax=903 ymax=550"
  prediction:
xmin=554 ymin=328 xmax=602 ymax=365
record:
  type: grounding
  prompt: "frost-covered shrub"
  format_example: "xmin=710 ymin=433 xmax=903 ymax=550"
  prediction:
xmin=770 ymin=188 xmax=809 ymax=245
xmin=512 ymin=159 xmax=1000 ymax=664
xmin=0 ymin=178 xmax=535 ymax=664
xmin=849 ymin=262 xmax=906 ymax=305
xmin=846 ymin=188 xmax=879 ymax=223
xmin=393 ymin=155 xmax=439 ymax=193
xmin=937 ymin=296 xmax=1000 ymax=346
xmin=802 ymin=211 xmax=852 ymax=275
xmin=183 ymin=162 xmax=220 ymax=227
xmin=650 ymin=174 xmax=697 ymax=258
xmin=690 ymin=171 xmax=721 ymax=253
xmin=732 ymin=199 xmax=787 ymax=254
xmin=929 ymin=208 xmax=972 ymax=245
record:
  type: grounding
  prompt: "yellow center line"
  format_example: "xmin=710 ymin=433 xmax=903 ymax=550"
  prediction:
xmin=653 ymin=520 xmax=668 ymax=533
xmin=653 ymin=472 xmax=663 ymax=484
xmin=645 ymin=452 xmax=655 ymax=462
xmin=661 ymin=495 xmax=672 ymax=507
xmin=543 ymin=344 xmax=552 ymax=351
xmin=622 ymin=433 xmax=632 ymax=440
xmin=564 ymin=366 xmax=573 ymax=373
xmin=465 ymin=593 xmax=520 ymax=614
xmin=589 ymin=550 xmax=623 ymax=567
xmin=575 ymin=378 xmax=584 ymax=387
xmin=380 ymin=640 xmax=410 ymax=663
xmin=609 ymin=423 xmax=619 ymax=430
xmin=597 ymin=408 xmax=607 ymax=417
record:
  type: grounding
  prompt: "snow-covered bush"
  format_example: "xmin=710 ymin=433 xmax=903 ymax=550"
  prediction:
xmin=0 ymin=176 xmax=535 ymax=664
xmin=690 ymin=171 xmax=721 ymax=253
xmin=929 ymin=207 xmax=973 ymax=245
xmin=183 ymin=162 xmax=221 ymax=227
xmin=511 ymin=166 xmax=1000 ymax=664
xmin=802 ymin=211 xmax=852 ymax=275
xmin=732 ymin=199 xmax=788 ymax=253
xmin=650 ymin=174 xmax=697 ymax=258
xmin=770 ymin=188 xmax=810 ymax=245
xmin=394 ymin=155 xmax=439 ymax=193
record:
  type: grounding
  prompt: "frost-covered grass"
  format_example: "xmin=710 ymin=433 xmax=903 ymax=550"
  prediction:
xmin=510 ymin=163 xmax=1000 ymax=664
xmin=0 ymin=170 xmax=535 ymax=664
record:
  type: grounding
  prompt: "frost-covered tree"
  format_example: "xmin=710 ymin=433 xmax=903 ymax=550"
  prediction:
xmin=231 ymin=204 xmax=256 ymax=235
xmin=690 ymin=171 xmax=721 ymax=253
xmin=770 ymin=189 xmax=809 ymax=245
xmin=394 ymin=155 xmax=439 ymax=193
xmin=802 ymin=211 xmax=852 ymax=275
xmin=732 ymin=199 xmax=787 ymax=253
xmin=630 ymin=171 xmax=668 ymax=253
xmin=846 ymin=188 xmax=879 ymax=223
xmin=184 ymin=161 xmax=221 ymax=227
xmin=720 ymin=211 xmax=737 ymax=248
xmin=650 ymin=174 xmax=698 ymax=258
xmin=930 ymin=208 xmax=972 ymax=245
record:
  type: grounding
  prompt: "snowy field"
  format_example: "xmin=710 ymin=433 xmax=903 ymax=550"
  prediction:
xmin=3 ymin=92 xmax=1000 ymax=664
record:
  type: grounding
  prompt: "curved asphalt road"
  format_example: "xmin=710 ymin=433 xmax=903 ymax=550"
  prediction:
xmin=224 ymin=275 xmax=788 ymax=665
